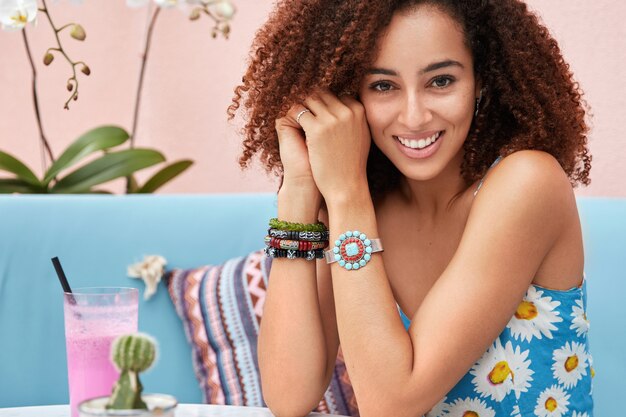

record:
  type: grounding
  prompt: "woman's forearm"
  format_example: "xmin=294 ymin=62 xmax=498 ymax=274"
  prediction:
xmin=326 ymin=193 xmax=417 ymax=416
xmin=258 ymin=184 xmax=332 ymax=415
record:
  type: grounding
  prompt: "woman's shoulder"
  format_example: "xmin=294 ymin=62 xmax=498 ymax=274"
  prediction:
xmin=468 ymin=150 xmax=579 ymax=243
xmin=492 ymin=149 xmax=568 ymax=180
xmin=477 ymin=150 xmax=574 ymax=204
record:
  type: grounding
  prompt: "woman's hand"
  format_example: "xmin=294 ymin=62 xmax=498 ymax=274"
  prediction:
xmin=286 ymin=90 xmax=372 ymax=206
xmin=275 ymin=108 xmax=319 ymax=193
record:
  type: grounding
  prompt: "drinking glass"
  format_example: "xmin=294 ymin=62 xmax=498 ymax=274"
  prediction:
xmin=63 ymin=287 xmax=139 ymax=417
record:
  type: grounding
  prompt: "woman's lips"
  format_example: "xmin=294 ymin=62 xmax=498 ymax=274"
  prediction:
xmin=393 ymin=131 xmax=445 ymax=159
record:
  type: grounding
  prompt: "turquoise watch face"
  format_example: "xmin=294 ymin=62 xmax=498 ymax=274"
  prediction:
xmin=334 ymin=230 xmax=372 ymax=271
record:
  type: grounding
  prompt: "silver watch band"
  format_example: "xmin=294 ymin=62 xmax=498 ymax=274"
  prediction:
xmin=324 ymin=238 xmax=383 ymax=264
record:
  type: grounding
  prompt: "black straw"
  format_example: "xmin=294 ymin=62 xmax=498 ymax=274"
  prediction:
xmin=52 ymin=257 xmax=72 ymax=293
xmin=52 ymin=256 xmax=77 ymax=306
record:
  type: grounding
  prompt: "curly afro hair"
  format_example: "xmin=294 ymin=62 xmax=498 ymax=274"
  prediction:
xmin=228 ymin=0 xmax=591 ymax=198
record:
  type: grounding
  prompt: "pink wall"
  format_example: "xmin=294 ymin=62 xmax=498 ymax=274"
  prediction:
xmin=1 ymin=1 xmax=624 ymax=196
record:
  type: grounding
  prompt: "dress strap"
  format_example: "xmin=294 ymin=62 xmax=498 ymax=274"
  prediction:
xmin=473 ymin=156 xmax=503 ymax=197
xmin=397 ymin=303 xmax=411 ymax=329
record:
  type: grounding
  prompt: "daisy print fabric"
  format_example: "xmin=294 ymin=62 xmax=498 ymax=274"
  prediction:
xmin=419 ymin=280 xmax=594 ymax=417
xmin=446 ymin=397 xmax=496 ymax=417
xmin=470 ymin=339 xmax=534 ymax=401
xmin=534 ymin=385 xmax=570 ymax=417
xmin=552 ymin=341 xmax=589 ymax=389
xmin=506 ymin=286 xmax=563 ymax=342
xmin=570 ymin=298 xmax=590 ymax=337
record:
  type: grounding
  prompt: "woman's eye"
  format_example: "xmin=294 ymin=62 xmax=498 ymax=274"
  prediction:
xmin=431 ymin=76 xmax=454 ymax=88
xmin=370 ymin=81 xmax=394 ymax=93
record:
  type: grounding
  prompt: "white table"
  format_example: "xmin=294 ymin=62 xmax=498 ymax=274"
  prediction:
xmin=0 ymin=404 xmax=345 ymax=417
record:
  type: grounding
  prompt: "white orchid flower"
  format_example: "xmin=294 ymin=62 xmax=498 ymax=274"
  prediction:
xmin=126 ymin=0 xmax=189 ymax=9
xmin=154 ymin=0 xmax=181 ymax=8
xmin=126 ymin=0 xmax=149 ymax=7
xmin=127 ymin=255 xmax=167 ymax=300
xmin=51 ymin=0 xmax=85 ymax=4
xmin=0 ymin=0 xmax=38 ymax=31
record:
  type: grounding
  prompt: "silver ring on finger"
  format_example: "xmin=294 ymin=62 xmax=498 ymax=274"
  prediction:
xmin=296 ymin=109 xmax=311 ymax=126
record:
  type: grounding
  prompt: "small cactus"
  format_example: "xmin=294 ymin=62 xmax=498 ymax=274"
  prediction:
xmin=106 ymin=333 xmax=157 ymax=410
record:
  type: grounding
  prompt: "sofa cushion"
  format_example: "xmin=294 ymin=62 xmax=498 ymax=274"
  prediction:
xmin=166 ymin=249 xmax=359 ymax=416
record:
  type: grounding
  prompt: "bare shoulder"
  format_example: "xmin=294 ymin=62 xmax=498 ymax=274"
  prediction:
xmin=491 ymin=150 xmax=570 ymax=189
xmin=475 ymin=150 xmax=576 ymax=217
xmin=465 ymin=150 xmax=580 ymax=267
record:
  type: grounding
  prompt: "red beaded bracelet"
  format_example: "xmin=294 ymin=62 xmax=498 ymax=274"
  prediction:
xmin=264 ymin=236 xmax=328 ymax=251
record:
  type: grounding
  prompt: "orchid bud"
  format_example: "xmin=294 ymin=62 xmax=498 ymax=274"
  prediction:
xmin=67 ymin=82 xmax=73 ymax=92
xmin=218 ymin=21 xmax=230 ymax=38
xmin=70 ymin=24 xmax=86 ymax=41
xmin=73 ymin=94 xmax=78 ymax=101
xmin=213 ymin=0 xmax=235 ymax=20
xmin=43 ymin=53 xmax=54 ymax=66
xmin=189 ymin=8 xmax=201 ymax=21
xmin=81 ymin=65 xmax=91 ymax=76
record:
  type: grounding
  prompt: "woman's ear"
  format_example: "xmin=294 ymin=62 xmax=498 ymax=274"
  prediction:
xmin=474 ymin=77 xmax=483 ymax=98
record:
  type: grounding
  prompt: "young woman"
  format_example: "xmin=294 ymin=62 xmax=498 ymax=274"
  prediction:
xmin=230 ymin=1 xmax=593 ymax=416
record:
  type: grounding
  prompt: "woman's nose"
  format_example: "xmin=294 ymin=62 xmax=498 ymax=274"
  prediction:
xmin=397 ymin=93 xmax=433 ymax=129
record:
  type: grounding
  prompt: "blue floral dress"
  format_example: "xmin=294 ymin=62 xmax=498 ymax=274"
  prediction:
xmin=396 ymin=156 xmax=593 ymax=416
xmin=399 ymin=279 xmax=594 ymax=417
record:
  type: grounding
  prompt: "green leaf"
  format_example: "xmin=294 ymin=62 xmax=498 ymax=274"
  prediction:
xmin=51 ymin=149 xmax=165 ymax=194
xmin=0 ymin=151 xmax=41 ymax=186
xmin=135 ymin=160 xmax=193 ymax=194
xmin=0 ymin=179 xmax=45 ymax=194
xmin=44 ymin=126 xmax=129 ymax=185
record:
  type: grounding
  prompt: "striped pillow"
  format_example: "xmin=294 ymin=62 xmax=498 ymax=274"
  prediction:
xmin=166 ymin=249 xmax=359 ymax=416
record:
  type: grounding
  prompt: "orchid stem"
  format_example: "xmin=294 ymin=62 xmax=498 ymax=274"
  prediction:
xmin=40 ymin=0 xmax=80 ymax=109
xmin=130 ymin=7 xmax=161 ymax=147
xmin=125 ymin=6 xmax=160 ymax=193
xmin=55 ymin=23 xmax=73 ymax=33
xmin=21 ymin=29 xmax=55 ymax=167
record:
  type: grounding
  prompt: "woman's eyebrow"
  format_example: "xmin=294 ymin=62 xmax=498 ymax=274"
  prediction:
xmin=366 ymin=59 xmax=464 ymax=76
xmin=366 ymin=68 xmax=398 ymax=76
xmin=419 ymin=59 xmax=464 ymax=74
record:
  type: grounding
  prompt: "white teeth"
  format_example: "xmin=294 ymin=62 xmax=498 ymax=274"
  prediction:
xmin=397 ymin=131 xmax=441 ymax=149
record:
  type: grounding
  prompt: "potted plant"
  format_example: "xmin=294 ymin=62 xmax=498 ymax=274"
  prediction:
xmin=78 ymin=333 xmax=177 ymax=417
xmin=1 ymin=0 xmax=237 ymax=195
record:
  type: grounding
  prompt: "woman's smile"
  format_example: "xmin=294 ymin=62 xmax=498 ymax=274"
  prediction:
xmin=393 ymin=130 xmax=445 ymax=159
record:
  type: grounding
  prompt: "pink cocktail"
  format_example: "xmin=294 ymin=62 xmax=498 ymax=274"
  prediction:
xmin=63 ymin=288 xmax=138 ymax=417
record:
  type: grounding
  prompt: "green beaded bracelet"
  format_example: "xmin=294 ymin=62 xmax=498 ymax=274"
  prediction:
xmin=269 ymin=218 xmax=328 ymax=233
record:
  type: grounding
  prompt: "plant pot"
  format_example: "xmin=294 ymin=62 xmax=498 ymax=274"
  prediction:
xmin=78 ymin=393 xmax=177 ymax=417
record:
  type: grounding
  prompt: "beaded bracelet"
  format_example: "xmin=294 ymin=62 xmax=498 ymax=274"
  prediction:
xmin=267 ymin=229 xmax=330 ymax=241
xmin=265 ymin=236 xmax=328 ymax=251
xmin=264 ymin=246 xmax=325 ymax=260
xmin=269 ymin=218 xmax=328 ymax=233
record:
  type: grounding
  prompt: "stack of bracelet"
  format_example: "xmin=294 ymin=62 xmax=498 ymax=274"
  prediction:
xmin=264 ymin=218 xmax=329 ymax=260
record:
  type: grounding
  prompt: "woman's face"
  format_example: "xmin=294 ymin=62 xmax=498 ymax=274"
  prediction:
xmin=359 ymin=5 xmax=478 ymax=182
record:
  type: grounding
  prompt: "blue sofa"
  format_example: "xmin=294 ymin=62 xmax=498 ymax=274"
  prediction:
xmin=0 ymin=194 xmax=624 ymax=416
